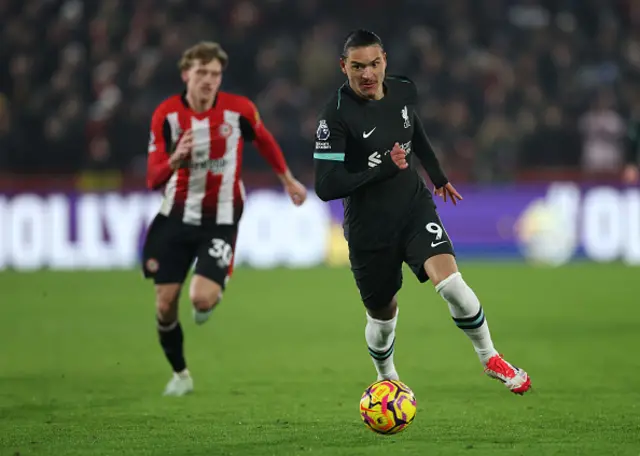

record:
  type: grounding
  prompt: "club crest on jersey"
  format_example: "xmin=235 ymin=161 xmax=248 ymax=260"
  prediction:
xmin=219 ymin=123 xmax=232 ymax=138
xmin=316 ymin=120 xmax=330 ymax=141
xmin=402 ymin=106 xmax=411 ymax=128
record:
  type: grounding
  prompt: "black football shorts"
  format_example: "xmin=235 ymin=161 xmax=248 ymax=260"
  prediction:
xmin=349 ymin=199 xmax=455 ymax=310
xmin=141 ymin=214 xmax=237 ymax=288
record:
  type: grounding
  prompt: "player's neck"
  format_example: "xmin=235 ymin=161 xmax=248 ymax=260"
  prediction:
xmin=186 ymin=91 xmax=215 ymax=113
xmin=349 ymin=83 xmax=384 ymax=101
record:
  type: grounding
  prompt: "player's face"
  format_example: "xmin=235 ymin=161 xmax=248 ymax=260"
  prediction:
xmin=182 ymin=59 xmax=223 ymax=102
xmin=341 ymin=45 xmax=387 ymax=100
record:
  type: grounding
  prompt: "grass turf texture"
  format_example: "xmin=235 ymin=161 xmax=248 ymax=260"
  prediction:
xmin=1 ymin=263 xmax=639 ymax=455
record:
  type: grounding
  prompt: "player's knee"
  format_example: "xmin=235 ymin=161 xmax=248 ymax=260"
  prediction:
xmin=189 ymin=281 xmax=223 ymax=312
xmin=190 ymin=291 xmax=222 ymax=312
xmin=424 ymin=254 xmax=458 ymax=287
xmin=155 ymin=284 xmax=181 ymax=321
xmin=365 ymin=295 xmax=398 ymax=320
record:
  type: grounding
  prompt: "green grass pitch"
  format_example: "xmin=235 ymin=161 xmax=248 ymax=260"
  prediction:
xmin=1 ymin=263 xmax=639 ymax=455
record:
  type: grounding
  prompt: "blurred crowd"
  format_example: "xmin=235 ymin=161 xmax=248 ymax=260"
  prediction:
xmin=1 ymin=0 xmax=639 ymax=183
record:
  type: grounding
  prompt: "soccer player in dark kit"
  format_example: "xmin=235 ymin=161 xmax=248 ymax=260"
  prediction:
xmin=143 ymin=41 xmax=307 ymax=396
xmin=313 ymin=30 xmax=531 ymax=395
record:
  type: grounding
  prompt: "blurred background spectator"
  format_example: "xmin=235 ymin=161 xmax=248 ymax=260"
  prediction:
xmin=1 ymin=0 xmax=639 ymax=187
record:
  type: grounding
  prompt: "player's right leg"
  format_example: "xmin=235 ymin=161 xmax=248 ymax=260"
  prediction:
xmin=425 ymin=254 xmax=531 ymax=395
xmin=349 ymin=246 xmax=403 ymax=382
xmin=142 ymin=215 xmax=198 ymax=396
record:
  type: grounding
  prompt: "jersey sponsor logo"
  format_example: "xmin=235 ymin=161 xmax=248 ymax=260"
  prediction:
xmin=430 ymin=240 xmax=448 ymax=248
xmin=367 ymin=141 xmax=412 ymax=168
xmin=316 ymin=120 xmax=330 ymax=141
xmin=363 ymin=127 xmax=376 ymax=138
xmin=148 ymin=131 xmax=156 ymax=153
xmin=400 ymin=140 xmax=412 ymax=155
xmin=368 ymin=152 xmax=382 ymax=168
xmin=315 ymin=141 xmax=331 ymax=150
xmin=181 ymin=158 xmax=228 ymax=174
xmin=402 ymin=106 xmax=411 ymax=128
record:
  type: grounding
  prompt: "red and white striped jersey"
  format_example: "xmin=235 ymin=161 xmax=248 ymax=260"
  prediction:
xmin=146 ymin=92 xmax=288 ymax=226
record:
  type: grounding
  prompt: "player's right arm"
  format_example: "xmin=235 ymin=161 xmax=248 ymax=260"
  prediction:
xmin=146 ymin=106 xmax=191 ymax=190
xmin=313 ymin=111 xmax=396 ymax=202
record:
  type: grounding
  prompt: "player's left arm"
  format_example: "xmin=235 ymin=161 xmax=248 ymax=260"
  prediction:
xmin=240 ymin=99 xmax=307 ymax=205
xmin=411 ymin=111 xmax=448 ymax=188
xmin=409 ymin=111 xmax=463 ymax=204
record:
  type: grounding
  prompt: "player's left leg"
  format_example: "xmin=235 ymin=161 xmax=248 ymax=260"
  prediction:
xmin=190 ymin=226 xmax=237 ymax=325
xmin=189 ymin=274 xmax=224 ymax=325
xmin=403 ymin=202 xmax=531 ymax=395
xmin=424 ymin=254 xmax=531 ymax=395
xmin=423 ymin=254 xmax=498 ymax=364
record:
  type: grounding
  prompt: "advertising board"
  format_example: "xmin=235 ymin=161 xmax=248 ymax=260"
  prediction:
xmin=0 ymin=183 xmax=638 ymax=270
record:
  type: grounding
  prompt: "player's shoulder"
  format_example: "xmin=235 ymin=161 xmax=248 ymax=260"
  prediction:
xmin=318 ymin=83 xmax=349 ymax=121
xmin=385 ymin=75 xmax=418 ymax=102
xmin=217 ymin=91 xmax=256 ymax=113
xmin=152 ymin=94 xmax=185 ymax=116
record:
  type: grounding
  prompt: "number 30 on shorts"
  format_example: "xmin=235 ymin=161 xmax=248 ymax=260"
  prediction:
xmin=426 ymin=222 xmax=447 ymax=248
xmin=208 ymin=238 xmax=233 ymax=266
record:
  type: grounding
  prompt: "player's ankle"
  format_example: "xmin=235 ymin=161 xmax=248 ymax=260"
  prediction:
xmin=377 ymin=370 xmax=399 ymax=381
xmin=478 ymin=349 xmax=499 ymax=366
xmin=176 ymin=368 xmax=190 ymax=378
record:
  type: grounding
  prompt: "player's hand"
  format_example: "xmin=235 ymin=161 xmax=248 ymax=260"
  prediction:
xmin=622 ymin=164 xmax=640 ymax=185
xmin=169 ymin=129 xmax=193 ymax=169
xmin=390 ymin=142 xmax=408 ymax=169
xmin=280 ymin=173 xmax=307 ymax=206
xmin=434 ymin=183 xmax=463 ymax=206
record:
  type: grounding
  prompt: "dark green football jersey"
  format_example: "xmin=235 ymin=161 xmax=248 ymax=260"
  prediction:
xmin=313 ymin=76 xmax=448 ymax=248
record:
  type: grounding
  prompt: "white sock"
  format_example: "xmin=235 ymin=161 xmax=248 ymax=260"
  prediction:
xmin=435 ymin=272 xmax=498 ymax=365
xmin=365 ymin=310 xmax=399 ymax=381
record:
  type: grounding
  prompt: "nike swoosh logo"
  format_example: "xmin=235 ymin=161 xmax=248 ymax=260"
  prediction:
xmin=363 ymin=127 xmax=376 ymax=138
xmin=431 ymin=241 xmax=448 ymax=248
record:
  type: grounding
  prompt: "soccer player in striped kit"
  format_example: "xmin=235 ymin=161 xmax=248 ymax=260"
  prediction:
xmin=142 ymin=41 xmax=307 ymax=396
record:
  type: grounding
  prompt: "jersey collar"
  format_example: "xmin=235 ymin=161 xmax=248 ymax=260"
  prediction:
xmin=180 ymin=90 xmax=219 ymax=112
xmin=342 ymin=81 xmax=388 ymax=105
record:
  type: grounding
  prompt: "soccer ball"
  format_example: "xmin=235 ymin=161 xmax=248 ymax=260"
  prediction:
xmin=359 ymin=379 xmax=417 ymax=435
